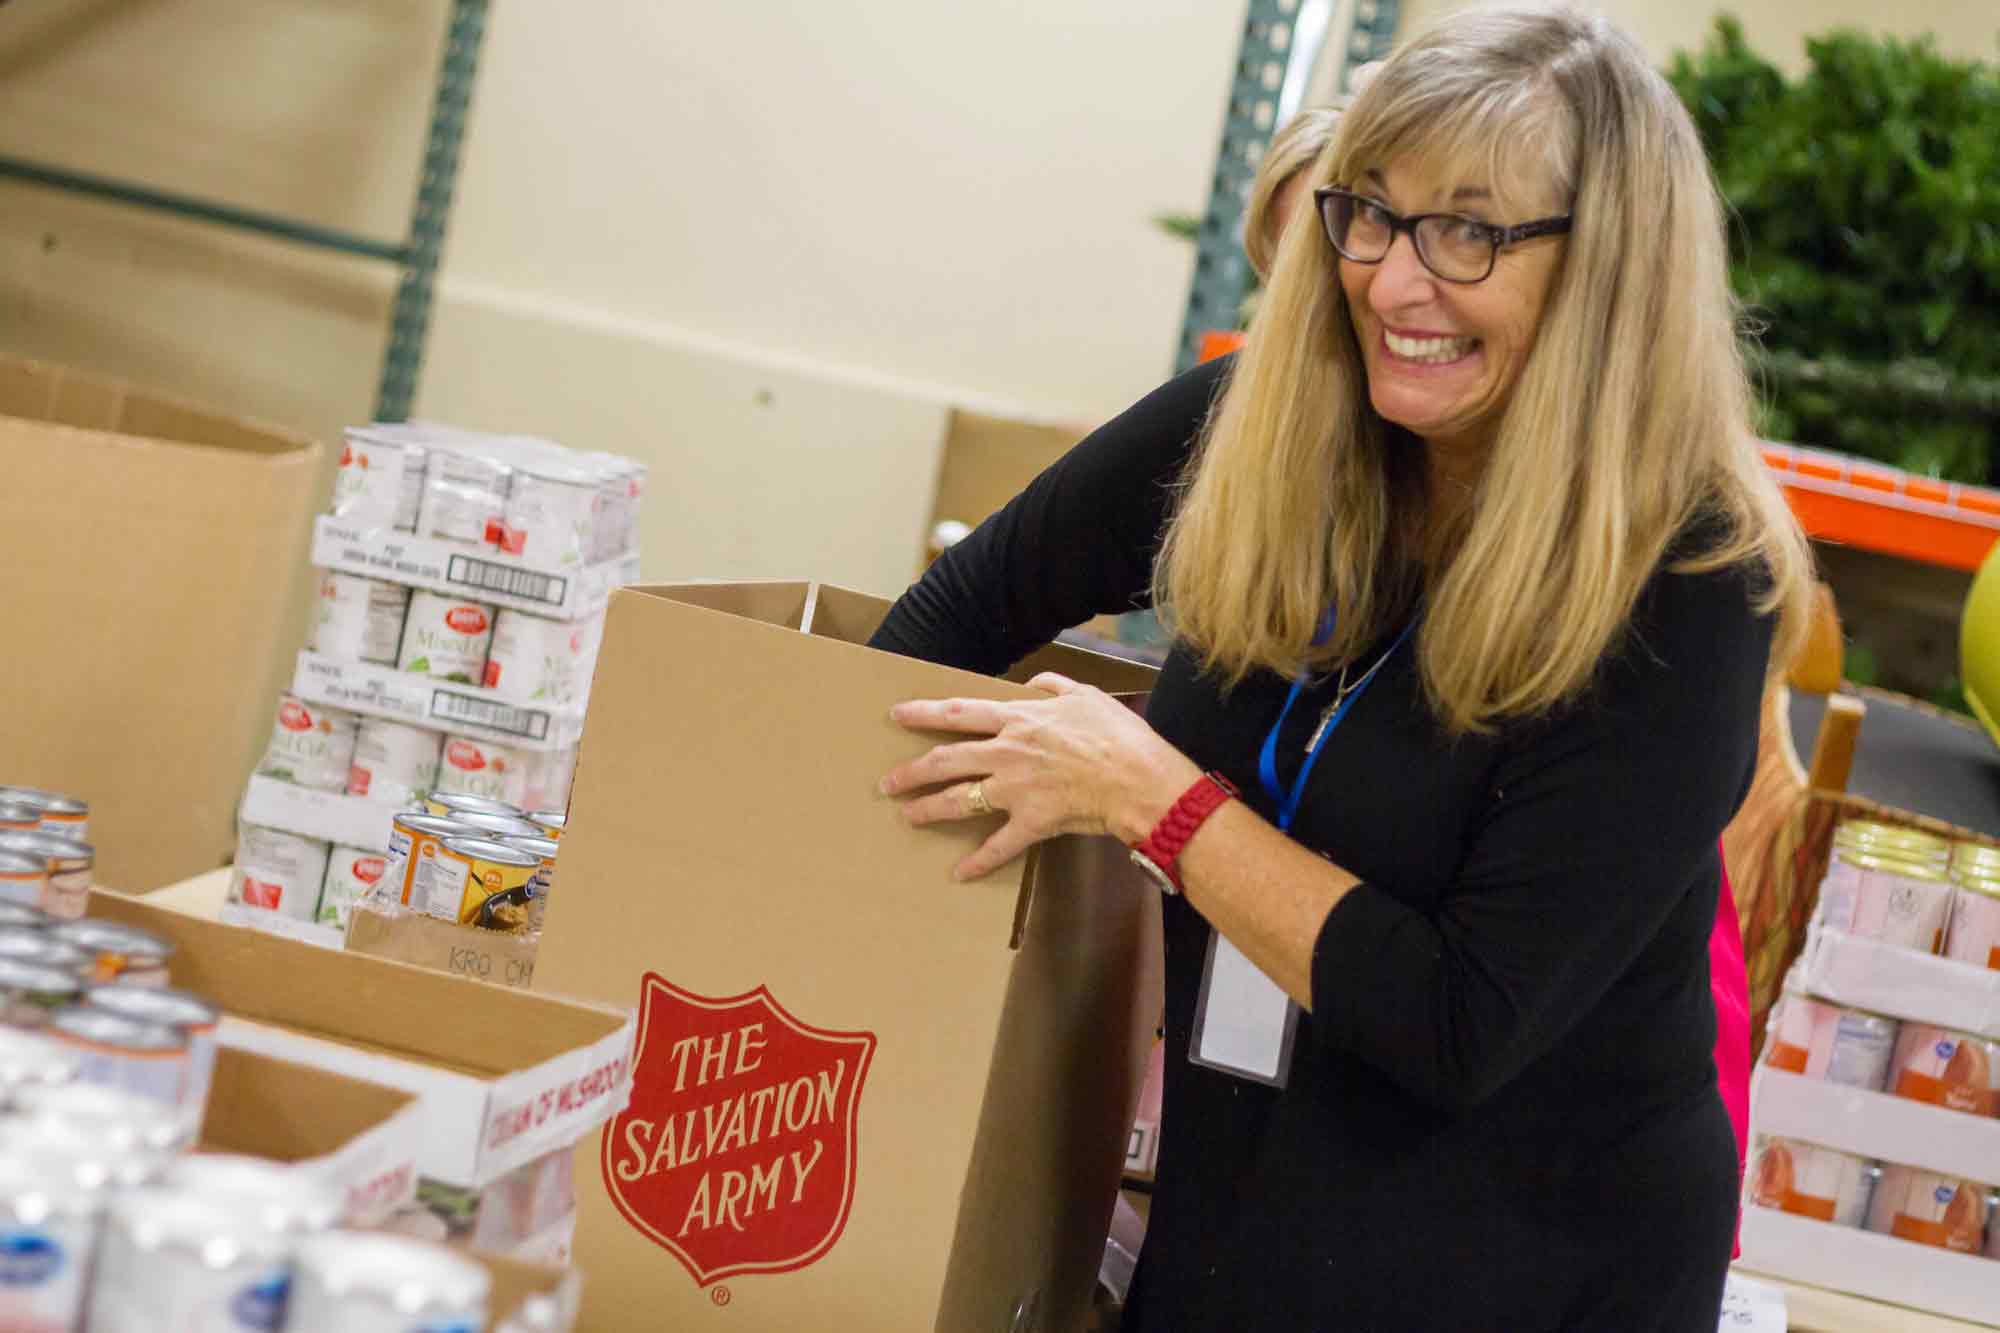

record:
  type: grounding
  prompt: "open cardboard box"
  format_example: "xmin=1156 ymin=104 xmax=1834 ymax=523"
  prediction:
xmin=1739 ymin=1205 xmax=2000 ymax=1327
xmin=0 ymin=357 xmax=324 ymax=892
xmin=85 ymin=890 xmax=634 ymax=1215
xmin=1752 ymin=1066 xmax=2000 ymax=1189
xmin=533 ymin=580 xmax=1164 ymax=1331
xmin=1795 ymin=923 xmax=2000 ymax=1038
xmin=344 ymin=900 xmax=541 ymax=990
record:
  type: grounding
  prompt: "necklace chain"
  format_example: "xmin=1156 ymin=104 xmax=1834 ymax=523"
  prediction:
xmin=1305 ymin=639 xmax=1399 ymax=754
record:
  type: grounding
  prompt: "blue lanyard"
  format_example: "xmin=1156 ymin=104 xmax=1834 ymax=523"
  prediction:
xmin=1257 ymin=611 xmax=1418 ymax=833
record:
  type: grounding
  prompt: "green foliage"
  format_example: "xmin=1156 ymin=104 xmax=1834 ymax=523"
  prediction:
xmin=1668 ymin=17 xmax=2000 ymax=481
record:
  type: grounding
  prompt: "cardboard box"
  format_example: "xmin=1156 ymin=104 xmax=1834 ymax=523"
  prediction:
xmin=1794 ymin=923 xmax=2000 ymax=1038
xmin=218 ymin=899 xmax=344 ymax=951
xmin=238 ymin=773 xmax=405 ymax=852
xmin=293 ymin=650 xmax=585 ymax=750
xmin=84 ymin=890 xmax=635 ymax=1196
xmin=345 ymin=899 xmax=541 ymax=990
xmin=1738 ymin=1206 xmax=2000 ymax=1326
xmin=312 ymin=515 xmax=639 ymax=622
xmin=0 ymin=357 xmax=323 ymax=891
xmin=199 ymin=1043 xmax=425 ymax=1224
xmin=532 ymin=580 xmax=1162 ymax=1331
xmin=1752 ymin=1066 xmax=2000 ymax=1188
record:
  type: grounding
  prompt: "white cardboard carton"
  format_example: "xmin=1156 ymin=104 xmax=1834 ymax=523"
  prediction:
xmin=1752 ymin=1066 xmax=2000 ymax=1187
xmin=1738 ymin=1205 xmax=2000 ymax=1327
xmin=312 ymin=516 xmax=638 ymax=622
xmin=238 ymin=774 xmax=405 ymax=853
xmin=1795 ymin=924 xmax=2000 ymax=1038
xmin=292 ymin=651 xmax=584 ymax=751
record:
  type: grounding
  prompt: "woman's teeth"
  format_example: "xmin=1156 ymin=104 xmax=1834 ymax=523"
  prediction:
xmin=1385 ymin=331 xmax=1478 ymax=364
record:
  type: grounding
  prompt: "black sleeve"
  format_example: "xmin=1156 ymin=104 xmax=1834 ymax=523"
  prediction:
xmin=1308 ymin=560 xmax=1773 ymax=1113
xmin=867 ymin=356 xmax=1233 ymax=674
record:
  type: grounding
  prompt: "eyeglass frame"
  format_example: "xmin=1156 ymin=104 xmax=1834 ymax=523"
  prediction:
xmin=1312 ymin=186 xmax=1574 ymax=284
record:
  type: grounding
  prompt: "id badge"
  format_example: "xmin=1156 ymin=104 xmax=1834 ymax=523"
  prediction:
xmin=1188 ymin=929 xmax=1298 ymax=1088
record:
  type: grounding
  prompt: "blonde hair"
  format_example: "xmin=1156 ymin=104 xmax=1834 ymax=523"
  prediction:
xmin=1244 ymin=108 xmax=1344 ymax=279
xmin=1155 ymin=3 xmax=1811 ymax=735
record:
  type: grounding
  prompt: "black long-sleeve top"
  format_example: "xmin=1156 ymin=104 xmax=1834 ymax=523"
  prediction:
xmin=871 ymin=356 xmax=1764 ymax=1330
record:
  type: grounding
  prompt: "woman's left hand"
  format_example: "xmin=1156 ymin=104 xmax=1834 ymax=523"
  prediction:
xmin=879 ymin=672 xmax=1203 ymax=880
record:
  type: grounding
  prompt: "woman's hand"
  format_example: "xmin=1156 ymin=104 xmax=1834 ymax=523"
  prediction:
xmin=880 ymin=672 xmax=1203 ymax=880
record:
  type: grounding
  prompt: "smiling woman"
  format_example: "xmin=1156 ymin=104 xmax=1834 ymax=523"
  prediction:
xmin=868 ymin=4 xmax=1813 ymax=1328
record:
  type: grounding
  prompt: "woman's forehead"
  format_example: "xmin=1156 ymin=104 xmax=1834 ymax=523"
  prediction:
xmin=1347 ymin=143 xmax=1560 ymax=215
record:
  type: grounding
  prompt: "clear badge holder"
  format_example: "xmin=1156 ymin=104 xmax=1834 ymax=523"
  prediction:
xmin=1188 ymin=929 xmax=1299 ymax=1088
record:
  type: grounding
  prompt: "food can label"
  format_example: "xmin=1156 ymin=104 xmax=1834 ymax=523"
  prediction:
xmin=399 ymin=592 xmax=497 ymax=685
xmin=458 ymin=854 xmax=537 ymax=932
xmin=0 ymin=1222 xmax=93 ymax=1328
xmin=435 ymin=736 xmax=531 ymax=807
xmin=410 ymin=843 xmax=473 ymax=924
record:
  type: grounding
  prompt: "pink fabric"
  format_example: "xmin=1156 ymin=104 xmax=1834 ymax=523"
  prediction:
xmin=1711 ymin=851 xmax=1751 ymax=1258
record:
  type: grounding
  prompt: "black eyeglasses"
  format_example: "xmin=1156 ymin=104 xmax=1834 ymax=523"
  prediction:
xmin=1314 ymin=187 xmax=1572 ymax=284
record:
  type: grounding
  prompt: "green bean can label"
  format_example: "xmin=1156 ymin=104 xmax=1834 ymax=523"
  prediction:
xmin=602 ymin=975 xmax=876 ymax=1287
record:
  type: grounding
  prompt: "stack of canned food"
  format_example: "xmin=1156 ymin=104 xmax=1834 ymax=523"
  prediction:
xmin=1750 ymin=1135 xmax=2000 ymax=1259
xmin=1816 ymin=820 xmax=2000 ymax=961
xmin=0 ymin=785 xmax=95 ymax=920
xmin=374 ymin=795 xmax=563 ymax=936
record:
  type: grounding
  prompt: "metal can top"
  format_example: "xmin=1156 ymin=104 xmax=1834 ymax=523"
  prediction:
xmin=449 ymin=811 xmax=543 ymax=840
xmin=48 ymin=920 xmax=172 ymax=962
xmin=12 ymin=1082 xmax=189 ymax=1153
xmin=1835 ymin=820 xmax=1950 ymax=860
xmin=0 ymin=789 xmax=87 ymax=817
xmin=163 ymin=1154 xmax=342 ymax=1234
xmin=393 ymin=812 xmax=473 ymax=838
xmin=1952 ymin=840 xmax=2000 ymax=871
xmin=500 ymin=834 xmax=559 ymax=861
xmin=0 ymin=957 xmax=85 ymax=998
xmin=0 ymin=902 xmax=51 ymax=930
xmin=0 ymin=851 xmax=47 ymax=876
xmin=47 ymin=1007 xmax=184 ymax=1054
xmin=0 ymin=831 xmax=93 ymax=863
xmin=0 ymin=929 xmax=91 ymax=972
xmin=294 ymin=1231 xmax=492 ymax=1312
xmin=105 ymin=1189 xmax=289 ymax=1268
xmin=84 ymin=984 xmax=220 ymax=1031
xmin=1833 ymin=846 xmax=1951 ymax=882
xmin=0 ymin=1027 xmax=78 ymax=1090
xmin=426 ymin=792 xmax=524 ymax=820
xmin=0 ymin=805 xmax=42 ymax=828
xmin=440 ymin=837 xmax=542 ymax=869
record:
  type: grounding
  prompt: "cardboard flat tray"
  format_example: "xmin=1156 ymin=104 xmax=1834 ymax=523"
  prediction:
xmin=1796 ymin=923 xmax=2000 ymax=1038
xmin=292 ymin=650 xmax=583 ymax=751
xmin=344 ymin=902 xmax=540 ymax=990
xmin=239 ymin=774 xmax=405 ymax=853
xmin=1751 ymin=1066 xmax=2000 ymax=1186
xmin=1738 ymin=1205 xmax=2000 ymax=1326
xmin=313 ymin=516 xmax=638 ymax=622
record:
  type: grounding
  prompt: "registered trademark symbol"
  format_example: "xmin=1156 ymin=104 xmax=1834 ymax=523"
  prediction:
xmin=711 ymin=1286 xmax=733 ymax=1307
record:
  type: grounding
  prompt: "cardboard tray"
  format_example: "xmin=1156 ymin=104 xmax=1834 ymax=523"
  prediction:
xmin=87 ymin=890 xmax=635 ymax=1191
xmin=1738 ymin=1205 xmax=2000 ymax=1326
xmin=1795 ymin=923 xmax=2000 ymax=1038
xmin=238 ymin=773 xmax=406 ymax=853
xmin=344 ymin=900 xmax=540 ymax=990
xmin=218 ymin=900 xmax=345 ymax=951
xmin=292 ymin=650 xmax=585 ymax=751
xmin=1752 ymin=1066 xmax=2000 ymax=1186
xmin=313 ymin=516 xmax=638 ymax=623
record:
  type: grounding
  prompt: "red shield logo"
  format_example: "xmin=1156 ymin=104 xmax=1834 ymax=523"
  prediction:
xmin=601 ymin=974 xmax=876 ymax=1288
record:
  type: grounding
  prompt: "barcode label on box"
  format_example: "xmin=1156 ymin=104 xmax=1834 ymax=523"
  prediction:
xmin=446 ymin=554 xmax=569 ymax=608
xmin=430 ymin=690 xmax=551 ymax=741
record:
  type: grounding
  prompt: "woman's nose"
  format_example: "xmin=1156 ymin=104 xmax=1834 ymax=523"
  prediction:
xmin=1367 ymin=231 xmax=1438 ymax=314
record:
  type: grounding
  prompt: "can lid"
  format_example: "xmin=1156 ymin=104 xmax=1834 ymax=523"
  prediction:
xmin=0 ymin=789 xmax=86 ymax=816
xmin=527 ymin=810 xmax=566 ymax=831
xmin=47 ymin=1006 xmax=182 ymax=1053
xmin=84 ymin=983 xmax=220 ymax=1029
xmin=13 ymin=1083 xmax=189 ymax=1153
xmin=499 ymin=834 xmax=559 ymax=859
xmin=0 ymin=851 xmax=47 ymax=875
xmin=1834 ymin=847 xmax=1950 ymax=881
xmin=295 ymin=1232 xmax=492 ymax=1312
xmin=0 ymin=831 xmax=93 ymax=861
xmin=108 ymin=1189 xmax=287 ymax=1266
xmin=394 ymin=813 xmax=474 ymax=837
xmin=0 ymin=957 xmax=84 ymax=995
xmin=0 ymin=1153 xmax=105 ymax=1218
xmin=0 ymin=902 xmax=52 ymax=930
xmin=439 ymin=837 xmax=542 ymax=869
xmin=427 ymin=792 xmax=525 ymax=819
xmin=164 ymin=1154 xmax=342 ymax=1233
xmin=449 ymin=811 xmax=542 ymax=840
xmin=1835 ymin=820 xmax=1950 ymax=859
xmin=0 ymin=804 xmax=43 ymax=826
xmin=48 ymin=920 xmax=172 ymax=959
xmin=0 ymin=930 xmax=91 ymax=971
xmin=0 ymin=1027 xmax=78 ymax=1088
xmin=1953 ymin=841 xmax=2000 ymax=870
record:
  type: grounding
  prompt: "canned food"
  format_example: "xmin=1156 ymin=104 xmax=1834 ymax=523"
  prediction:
xmin=381 ymin=814 xmax=470 ymax=911
xmin=0 ymin=926 xmax=92 ymax=974
xmin=0 ymin=1119 xmax=162 ymax=1190
xmin=1945 ymin=872 xmax=2000 ymax=971
xmin=424 ymin=792 xmax=523 ymax=821
xmin=1818 ymin=846 xmax=1953 ymax=953
xmin=1837 ymin=820 xmax=1951 ymax=862
xmin=83 ymin=985 xmax=220 ymax=1127
xmin=416 ymin=445 xmax=512 ymax=545
xmin=231 ymin=824 xmax=331 ymax=922
xmin=310 ymin=570 xmax=412 ymax=666
xmin=0 ymin=958 xmax=84 ymax=1026
xmin=49 ymin=920 xmax=174 ymax=988
xmin=345 ymin=718 xmax=442 ymax=805
xmin=0 ymin=788 xmax=89 ymax=843
xmin=0 ymin=1027 xmax=78 ymax=1099
xmin=1763 ymin=993 xmax=1897 ymax=1089
xmin=484 ymin=608 xmax=591 ymax=704
xmin=86 ymin=1189 xmax=293 ymax=1333
xmin=0 ymin=902 xmax=50 ymax=931
xmin=257 ymin=693 xmax=361 ymax=794
xmin=435 ymin=734 xmax=532 ymax=808
xmin=497 ymin=463 xmax=600 ymax=567
xmin=334 ymin=427 xmax=429 ymax=532
xmin=0 ymin=832 xmax=93 ymax=920
xmin=319 ymin=845 xmax=391 ymax=931
xmin=1889 ymin=1023 xmax=2000 ymax=1116
xmin=0 ymin=1154 xmax=107 ymax=1332
xmin=436 ymin=836 xmax=539 ymax=932
xmin=13 ymin=1081 xmax=192 ymax=1154
xmin=0 ymin=851 xmax=47 ymax=911
xmin=527 ymin=810 xmax=566 ymax=840
xmin=398 ymin=591 xmax=497 ymax=684
xmin=290 ymin=1231 xmax=492 ymax=1332
xmin=500 ymin=834 xmax=559 ymax=931
xmin=1867 ymin=1164 xmax=1990 ymax=1252
xmin=451 ymin=810 xmax=542 ymax=841
xmin=47 ymin=1008 xmax=188 ymax=1108
xmin=163 ymin=1154 xmax=342 ymax=1233
xmin=522 ymin=745 xmax=579 ymax=815
xmin=0 ymin=802 xmax=38 ymax=831
xmin=1748 ymin=1137 xmax=1876 ymax=1226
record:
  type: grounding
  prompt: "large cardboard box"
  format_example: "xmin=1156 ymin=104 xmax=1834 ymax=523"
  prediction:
xmin=532 ymin=581 xmax=1162 ymax=1331
xmin=0 ymin=358 xmax=323 ymax=891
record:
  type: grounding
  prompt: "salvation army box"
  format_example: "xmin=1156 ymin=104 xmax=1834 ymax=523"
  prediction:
xmin=532 ymin=581 xmax=1163 ymax=1332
